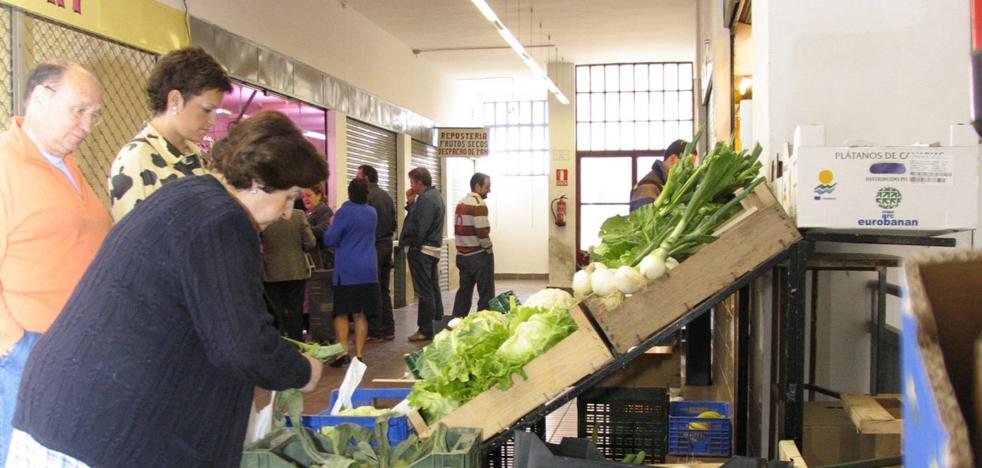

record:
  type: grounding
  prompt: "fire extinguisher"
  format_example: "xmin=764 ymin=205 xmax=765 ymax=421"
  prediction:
xmin=551 ymin=195 xmax=567 ymax=226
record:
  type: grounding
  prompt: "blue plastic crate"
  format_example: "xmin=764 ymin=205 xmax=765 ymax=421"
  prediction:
xmin=667 ymin=401 xmax=731 ymax=457
xmin=294 ymin=387 xmax=413 ymax=446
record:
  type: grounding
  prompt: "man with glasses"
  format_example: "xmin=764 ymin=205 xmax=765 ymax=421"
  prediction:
xmin=0 ymin=61 xmax=110 ymax=460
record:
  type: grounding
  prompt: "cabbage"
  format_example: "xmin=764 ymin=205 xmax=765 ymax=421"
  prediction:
xmin=522 ymin=288 xmax=576 ymax=310
xmin=408 ymin=304 xmax=578 ymax=422
xmin=337 ymin=406 xmax=395 ymax=417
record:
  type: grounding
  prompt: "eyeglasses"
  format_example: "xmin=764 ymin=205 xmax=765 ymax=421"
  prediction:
xmin=44 ymin=85 xmax=102 ymax=128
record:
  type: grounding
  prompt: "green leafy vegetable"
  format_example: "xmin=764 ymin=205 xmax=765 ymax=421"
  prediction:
xmin=338 ymin=406 xmax=395 ymax=417
xmin=408 ymin=302 xmax=578 ymax=422
xmin=590 ymin=131 xmax=765 ymax=269
xmin=283 ymin=336 xmax=345 ymax=361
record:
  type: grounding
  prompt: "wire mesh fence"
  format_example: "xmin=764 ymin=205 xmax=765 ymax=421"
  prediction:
xmin=20 ymin=13 xmax=157 ymax=207
xmin=0 ymin=7 xmax=12 ymax=126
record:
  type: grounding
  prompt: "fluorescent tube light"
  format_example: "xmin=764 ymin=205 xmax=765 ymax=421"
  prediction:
xmin=303 ymin=130 xmax=326 ymax=140
xmin=469 ymin=0 xmax=569 ymax=105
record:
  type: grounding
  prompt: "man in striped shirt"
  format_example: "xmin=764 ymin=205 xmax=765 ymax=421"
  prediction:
xmin=451 ymin=173 xmax=494 ymax=317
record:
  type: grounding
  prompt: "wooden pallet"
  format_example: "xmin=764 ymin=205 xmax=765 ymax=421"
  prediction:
xmin=583 ymin=184 xmax=802 ymax=354
xmin=413 ymin=304 xmax=613 ymax=441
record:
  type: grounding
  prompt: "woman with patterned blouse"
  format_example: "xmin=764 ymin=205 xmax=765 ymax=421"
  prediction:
xmin=107 ymin=47 xmax=232 ymax=221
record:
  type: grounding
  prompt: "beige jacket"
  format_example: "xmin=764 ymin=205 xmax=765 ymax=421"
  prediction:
xmin=260 ymin=209 xmax=317 ymax=282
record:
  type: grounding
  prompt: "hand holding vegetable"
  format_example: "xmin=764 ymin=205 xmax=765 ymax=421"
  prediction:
xmin=298 ymin=354 xmax=323 ymax=393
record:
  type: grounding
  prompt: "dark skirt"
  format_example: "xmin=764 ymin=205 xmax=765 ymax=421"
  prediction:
xmin=332 ymin=282 xmax=380 ymax=320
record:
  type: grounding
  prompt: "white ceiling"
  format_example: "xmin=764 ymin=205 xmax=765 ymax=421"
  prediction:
xmin=343 ymin=0 xmax=697 ymax=84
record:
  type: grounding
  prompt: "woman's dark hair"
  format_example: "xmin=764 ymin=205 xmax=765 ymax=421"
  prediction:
xmin=348 ymin=178 xmax=369 ymax=204
xmin=308 ymin=181 xmax=326 ymax=197
xmin=210 ymin=110 xmax=328 ymax=190
xmin=147 ymin=47 xmax=232 ymax=114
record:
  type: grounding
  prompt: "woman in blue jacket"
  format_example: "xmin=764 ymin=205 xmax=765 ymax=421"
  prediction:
xmin=324 ymin=178 xmax=378 ymax=366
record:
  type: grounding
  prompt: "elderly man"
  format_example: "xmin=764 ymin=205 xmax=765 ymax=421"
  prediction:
xmin=400 ymin=167 xmax=445 ymax=342
xmin=451 ymin=172 xmax=494 ymax=317
xmin=0 ymin=61 xmax=110 ymax=459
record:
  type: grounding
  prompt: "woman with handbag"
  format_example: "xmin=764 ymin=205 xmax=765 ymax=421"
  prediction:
xmin=261 ymin=208 xmax=317 ymax=341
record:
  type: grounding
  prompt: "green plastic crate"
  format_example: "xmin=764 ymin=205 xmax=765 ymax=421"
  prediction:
xmin=409 ymin=427 xmax=481 ymax=468
xmin=488 ymin=290 xmax=519 ymax=313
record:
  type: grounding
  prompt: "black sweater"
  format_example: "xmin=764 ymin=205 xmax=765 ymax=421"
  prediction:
xmin=14 ymin=175 xmax=310 ymax=467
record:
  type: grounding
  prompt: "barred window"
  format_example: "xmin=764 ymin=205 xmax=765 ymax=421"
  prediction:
xmin=483 ymin=100 xmax=549 ymax=176
xmin=575 ymin=63 xmax=694 ymax=151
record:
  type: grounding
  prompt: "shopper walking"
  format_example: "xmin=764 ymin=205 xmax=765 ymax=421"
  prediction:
xmin=400 ymin=167 xmax=446 ymax=341
xmin=10 ymin=111 xmax=326 ymax=467
xmin=0 ymin=61 xmax=111 ymax=462
xmin=324 ymin=178 xmax=378 ymax=366
xmin=451 ymin=173 xmax=495 ymax=317
xmin=301 ymin=182 xmax=334 ymax=269
xmin=261 ymin=209 xmax=317 ymax=341
xmin=357 ymin=165 xmax=396 ymax=342
xmin=107 ymin=46 xmax=231 ymax=221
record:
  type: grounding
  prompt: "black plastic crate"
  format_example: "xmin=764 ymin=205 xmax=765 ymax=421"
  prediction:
xmin=576 ymin=386 xmax=668 ymax=464
xmin=482 ymin=419 xmax=546 ymax=468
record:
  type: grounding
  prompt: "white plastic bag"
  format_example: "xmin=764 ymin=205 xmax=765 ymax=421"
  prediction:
xmin=329 ymin=357 xmax=367 ymax=415
xmin=244 ymin=391 xmax=276 ymax=447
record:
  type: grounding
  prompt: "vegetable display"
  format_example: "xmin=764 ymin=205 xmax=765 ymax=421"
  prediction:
xmin=574 ymin=133 xmax=765 ymax=301
xmin=407 ymin=290 xmax=578 ymax=422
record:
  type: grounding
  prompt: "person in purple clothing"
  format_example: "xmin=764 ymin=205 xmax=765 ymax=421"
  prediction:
xmin=324 ymin=178 xmax=378 ymax=367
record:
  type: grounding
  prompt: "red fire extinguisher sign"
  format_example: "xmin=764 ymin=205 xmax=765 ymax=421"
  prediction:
xmin=555 ymin=168 xmax=568 ymax=186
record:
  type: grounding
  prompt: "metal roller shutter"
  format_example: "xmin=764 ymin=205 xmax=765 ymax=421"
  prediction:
xmin=410 ymin=140 xmax=449 ymax=291
xmin=410 ymin=140 xmax=440 ymax=190
xmin=346 ymin=118 xmax=397 ymax=201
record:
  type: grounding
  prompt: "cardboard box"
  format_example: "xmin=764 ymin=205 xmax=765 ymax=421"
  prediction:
xmin=783 ymin=124 xmax=979 ymax=233
xmin=903 ymin=250 xmax=982 ymax=467
xmin=802 ymin=402 xmax=899 ymax=466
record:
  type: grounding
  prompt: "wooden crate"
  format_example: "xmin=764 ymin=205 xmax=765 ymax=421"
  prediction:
xmin=416 ymin=304 xmax=613 ymax=441
xmin=583 ymin=184 xmax=801 ymax=354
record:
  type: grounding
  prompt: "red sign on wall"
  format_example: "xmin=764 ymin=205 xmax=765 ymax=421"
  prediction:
xmin=47 ymin=0 xmax=82 ymax=14
xmin=555 ymin=168 xmax=568 ymax=186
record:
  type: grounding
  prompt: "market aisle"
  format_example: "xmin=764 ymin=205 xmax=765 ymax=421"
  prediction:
xmin=255 ymin=278 xmax=548 ymax=415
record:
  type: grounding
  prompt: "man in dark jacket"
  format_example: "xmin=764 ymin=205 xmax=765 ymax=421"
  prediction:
xmin=629 ymin=139 xmax=689 ymax=212
xmin=357 ymin=165 xmax=397 ymax=342
xmin=400 ymin=167 xmax=445 ymax=341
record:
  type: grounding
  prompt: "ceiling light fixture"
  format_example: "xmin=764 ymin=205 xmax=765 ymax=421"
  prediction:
xmin=469 ymin=0 xmax=569 ymax=104
xmin=303 ymin=130 xmax=327 ymax=141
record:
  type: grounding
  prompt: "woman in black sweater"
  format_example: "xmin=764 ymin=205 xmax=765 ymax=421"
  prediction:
xmin=9 ymin=111 xmax=328 ymax=467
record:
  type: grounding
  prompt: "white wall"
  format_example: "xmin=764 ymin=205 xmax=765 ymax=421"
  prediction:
xmin=180 ymin=0 xmax=460 ymax=124
xmin=754 ymin=0 xmax=977 ymax=396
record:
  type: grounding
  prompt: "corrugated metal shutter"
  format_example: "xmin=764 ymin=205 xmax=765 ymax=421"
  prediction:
xmin=409 ymin=140 xmax=449 ymax=291
xmin=411 ymin=140 xmax=440 ymax=190
xmin=346 ymin=118 xmax=397 ymax=201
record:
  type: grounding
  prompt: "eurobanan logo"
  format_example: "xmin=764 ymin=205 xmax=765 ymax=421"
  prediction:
xmin=858 ymin=186 xmax=918 ymax=226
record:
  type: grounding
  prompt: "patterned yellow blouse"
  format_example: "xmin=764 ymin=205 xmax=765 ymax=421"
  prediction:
xmin=107 ymin=122 xmax=209 ymax=222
